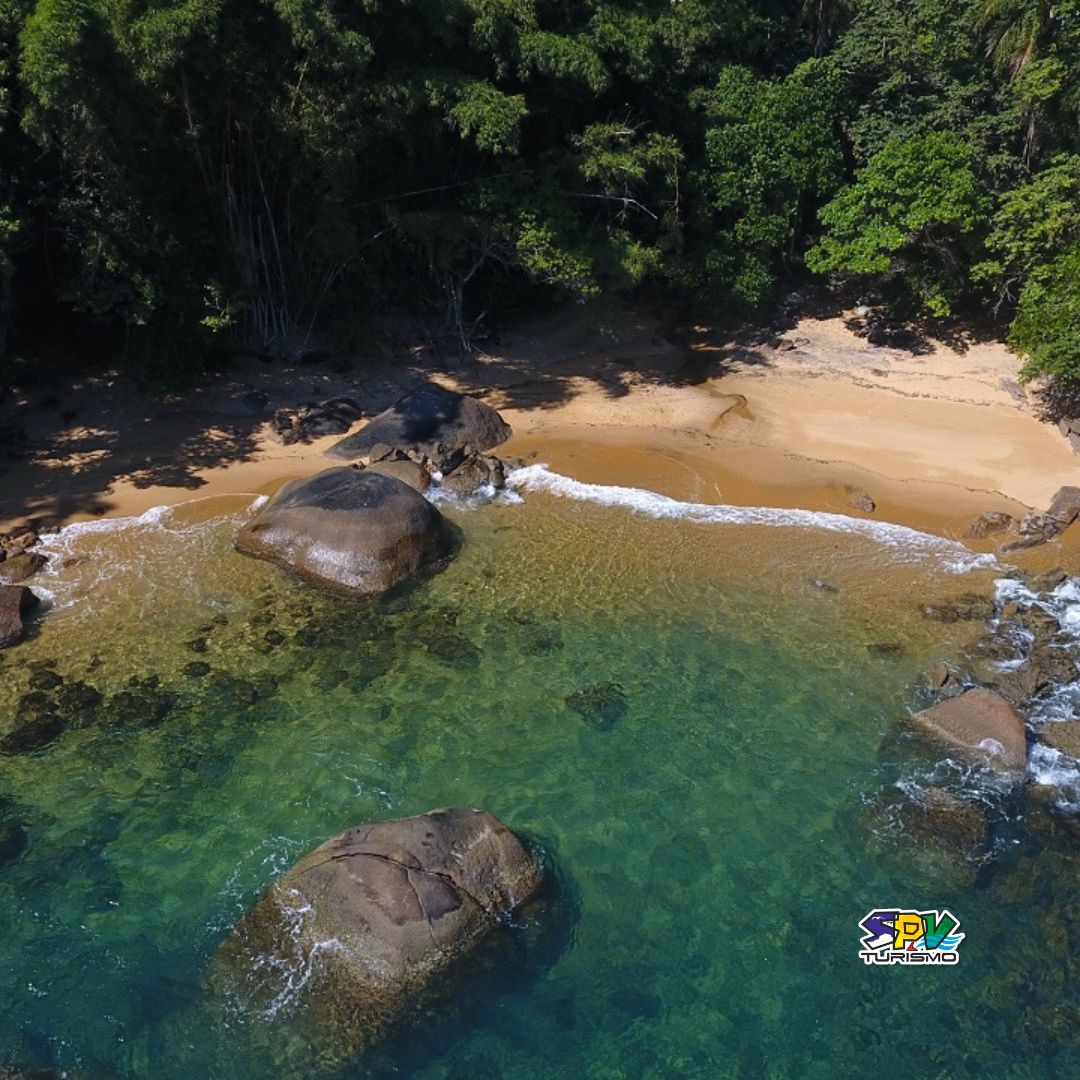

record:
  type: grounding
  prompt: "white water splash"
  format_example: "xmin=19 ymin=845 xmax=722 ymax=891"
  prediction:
xmin=506 ymin=464 xmax=997 ymax=573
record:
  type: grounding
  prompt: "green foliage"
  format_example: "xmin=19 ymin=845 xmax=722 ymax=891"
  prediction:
xmin=0 ymin=0 xmax=1077 ymax=387
xmin=699 ymin=59 xmax=847 ymax=307
xmin=807 ymin=133 xmax=989 ymax=314
xmin=976 ymin=155 xmax=1080 ymax=288
xmin=450 ymin=81 xmax=526 ymax=154
xmin=1010 ymin=246 xmax=1080 ymax=383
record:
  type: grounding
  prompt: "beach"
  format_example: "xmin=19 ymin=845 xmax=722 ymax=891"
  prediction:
xmin=3 ymin=310 xmax=1077 ymax=570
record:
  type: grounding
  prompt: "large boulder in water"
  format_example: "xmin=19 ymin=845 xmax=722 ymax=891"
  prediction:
xmin=0 ymin=585 xmax=39 ymax=649
xmin=906 ymin=688 xmax=1027 ymax=774
xmin=236 ymin=467 xmax=451 ymax=594
xmin=213 ymin=807 xmax=541 ymax=1055
xmin=327 ymin=383 xmax=511 ymax=468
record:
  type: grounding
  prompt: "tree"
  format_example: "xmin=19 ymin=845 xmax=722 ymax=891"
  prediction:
xmin=806 ymin=132 xmax=989 ymax=315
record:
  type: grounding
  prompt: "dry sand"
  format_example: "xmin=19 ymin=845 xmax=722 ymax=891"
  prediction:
xmin=2 ymin=309 xmax=1077 ymax=564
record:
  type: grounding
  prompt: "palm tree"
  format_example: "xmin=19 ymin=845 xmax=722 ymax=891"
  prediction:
xmin=977 ymin=0 xmax=1059 ymax=163
xmin=978 ymin=0 xmax=1055 ymax=79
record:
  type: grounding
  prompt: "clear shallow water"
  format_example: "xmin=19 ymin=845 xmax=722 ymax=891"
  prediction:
xmin=0 ymin=486 xmax=1077 ymax=1078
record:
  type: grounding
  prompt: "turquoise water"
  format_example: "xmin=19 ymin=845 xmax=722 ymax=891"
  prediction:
xmin=0 ymin=487 xmax=1076 ymax=1078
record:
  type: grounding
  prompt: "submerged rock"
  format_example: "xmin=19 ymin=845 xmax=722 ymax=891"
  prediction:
xmin=920 ymin=592 xmax=995 ymax=623
xmin=0 ymin=585 xmax=39 ymax=649
xmin=906 ymin=688 xmax=1027 ymax=775
xmin=566 ymin=682 xmax=628 ymax=731
xmin=212 ymin=807 xmax=541 ymax=1056
xmin=236 ymin=467 xmax=452 ymax=594
xmin=327 ymin=383 xmax=511 ymax=468
xmin=0 ymin=712 xmax=65 ymax=755
xmin=0 ymin=821 xmax=28 ymax=866
xmin=859 ymin=784 xmax=989 ymax=887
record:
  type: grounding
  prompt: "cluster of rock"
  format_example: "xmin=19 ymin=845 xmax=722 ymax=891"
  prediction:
xmin=0 ymin=527 xmax=45 ymax=649
xmin=862 ymin=567 xmax=1080 ymax=883
xmin=966 ymin=486 xmax=1080 ymax=553
xmin=238 ymin=384 xmax=515 ymax=595
xmin=212 ymin=807 xmax=542 ymax=1059
xmin=327 ymin=382 xmax=514 ymax=497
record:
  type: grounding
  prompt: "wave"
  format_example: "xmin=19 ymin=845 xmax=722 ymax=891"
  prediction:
xmin=506 ymin=464 xmax=997 ymax=573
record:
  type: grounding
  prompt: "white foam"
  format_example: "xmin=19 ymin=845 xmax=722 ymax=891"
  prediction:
xmin=507 ymin=464 xmax=997 ymax=571
xmin=1029 ymin=743 xmax=1080 ymax=810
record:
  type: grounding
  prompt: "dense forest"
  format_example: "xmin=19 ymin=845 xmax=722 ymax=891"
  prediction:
xmin=1 ymin=0 xmax=1079 ymax=388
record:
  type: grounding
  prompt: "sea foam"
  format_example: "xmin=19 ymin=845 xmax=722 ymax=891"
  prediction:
xmin=506 ymin=464 xmax=997 ymax=573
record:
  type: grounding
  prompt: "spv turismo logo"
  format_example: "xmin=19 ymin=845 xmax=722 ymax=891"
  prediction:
xmin=858 ymin=909 xmax=964 ymax=965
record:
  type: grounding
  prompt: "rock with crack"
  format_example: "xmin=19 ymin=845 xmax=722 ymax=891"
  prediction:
xmin=211 ymin=807 xmax=541 ymax=1057
xmin=327 ymin=383 xmax=511 ymax=470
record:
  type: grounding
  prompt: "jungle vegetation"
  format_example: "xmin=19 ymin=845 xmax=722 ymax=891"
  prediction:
xmin=2 ymin=0 xmax=1080 ymax=389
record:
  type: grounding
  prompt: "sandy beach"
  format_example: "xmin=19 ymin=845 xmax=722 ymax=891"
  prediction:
xmin=2 ymin=308 xmax=1078 ymax=563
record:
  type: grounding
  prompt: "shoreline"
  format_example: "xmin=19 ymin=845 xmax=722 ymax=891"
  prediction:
xmin=3 ymin=311 xmax=1079 ymax=570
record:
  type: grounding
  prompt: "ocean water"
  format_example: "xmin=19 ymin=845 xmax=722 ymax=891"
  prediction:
xmin=1 ymin=474 xmax=1078 ymax=1079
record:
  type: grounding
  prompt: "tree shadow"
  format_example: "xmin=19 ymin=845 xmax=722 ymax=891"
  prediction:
xmin=0 ymin=353 xmax=418 ymax=527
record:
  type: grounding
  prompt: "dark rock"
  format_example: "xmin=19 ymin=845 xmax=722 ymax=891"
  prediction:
xmin=54 ymin=681 xmax=102 ymax=718
xmin=263 ymin=629 xmax=286 ymax=646
xmin=0 ymin=586 xmax=39 ymax=649
xmin=920 ymin=592 xmax=994 ymax=623
xmin=187 ymin=637 xmax=209 ymax=654
xmin=272 ymin=398 xmax=364 ymax=445
xmin=0 ymin=552 xmax=46 ymax=583
xmin=965 ymin=511 xmax=1014 ymax=538
xmin=0 ymin=713 xmax=65 ymax=754
xmin=0 ymin=821 xmax=28 ymax=865
xmin=211 ymin=807 xmax=542 ymax=1057
xmin=327 ymin=383 xmax=511 ymax=469
xmin=105 ymin=688 xmax=175 ymax=728
xmin=566 ymin=682 xmax=628 ymax=731
xmin=28 ymin=668 xmax=62 ymax=691
xmin=905 ymin=688 xmax=1027 ymax=774
xmin=237 ymin=467 xmax=453 ymax=594
xmin=183 ymin=661 xmax=211 ymax=678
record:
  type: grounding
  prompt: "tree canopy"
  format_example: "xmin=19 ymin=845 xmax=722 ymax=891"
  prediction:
xmin=1 ymin=0 xmax=1079 ymax=386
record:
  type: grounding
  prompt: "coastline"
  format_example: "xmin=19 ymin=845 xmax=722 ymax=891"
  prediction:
xmin=3 ymin=311 xmax=1078 ymax=569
